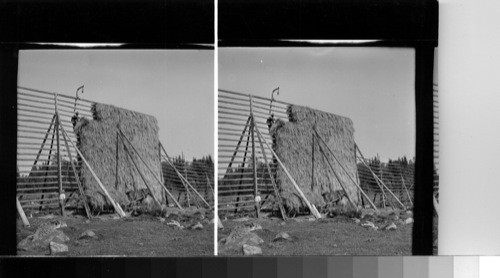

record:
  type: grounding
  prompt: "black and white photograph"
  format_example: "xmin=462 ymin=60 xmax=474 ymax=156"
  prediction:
xmin=217 ymin=47 xmax=427 ymax=255
xmin=15 ymin=49 xmax=215 ymax=256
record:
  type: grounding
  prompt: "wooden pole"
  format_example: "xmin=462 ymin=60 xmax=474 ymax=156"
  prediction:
xmin=39 ymin=121 xmax=56 ymax=211
xmin=121 ymin=135 xmax=183 ymax=210
xmin=118 ymin=133 xmax=162 ymax=208
xmin=31 ymin=114 xmax=56 ymax=168
xmin=250 ymin=96 xmax=260 ymax=218
xmin=59 ymin=124 xmax=127 ymax=217
xmin=254 ymin=125 xmax=321 ymax=219
xmin=224 ymin=116 xmax=251 ymax=176
xmin=356 ymin=145 xmax=406 ymax=210
xmin=234 ymin=124 xmax=251 ymax=213
xmin=401 ymin=175 xmax=413 ymax=206
xmin=314 ymin=135 xmax=358 ymax=210
xmin=158 ymin=142 xmax=210 ymax=209
xmin=17 ymin=197 xmax=30 ymax=227
xmin=311 ymin=133 xmax=315 ymax=192
xmin=314 ymin=130 xmax=379 ymax=212
xmin=55 ymin=94 xmax=65 ymax=217
xmin=254 ymin=125 xmax=287 ymax=220
xmin=60 ymin=125 xmax=92 ymax=219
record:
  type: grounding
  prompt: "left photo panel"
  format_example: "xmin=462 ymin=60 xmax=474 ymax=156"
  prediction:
xmin=15 ymin=50 xmax=214 ymax=256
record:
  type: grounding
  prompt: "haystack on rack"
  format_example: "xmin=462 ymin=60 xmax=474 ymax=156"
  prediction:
xmin=218 ymin=89 xmax=414 ymax=220
xmin=16 ymin=87 xmax=213 ymax=225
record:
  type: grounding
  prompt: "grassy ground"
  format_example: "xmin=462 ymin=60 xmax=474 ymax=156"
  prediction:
xmin=17 ymin=210 xmax=213 ymax=256
xmin=218 ymin=210 xmax=412 ymax=256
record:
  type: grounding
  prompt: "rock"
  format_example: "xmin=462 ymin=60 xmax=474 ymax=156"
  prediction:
xmin=85 ymin=220 xmax=91 ymax=224
xmin=279 ymin=222 xmax=286 ymax=226
xmin=233 ymin=217 xmax=250 ymax=222
xmin=191 ymin=222 xmax=203 ymax=230
xmin=158 ymin=217 xmax=166 ymax=223
xmin=406 ymin=210 xmax=413 ymax=215
xmin=385 ymin=223 xmax=397 ymax=231
xmin=242 ymin=244 xmax=262 ymax=256
xmin=352 ymin=218 xmax=361 ymax=224
xmin=273 ymin=232 xmax=292 ymax=242
xmin=308 ymin=217 xmax=315 ymax=222
xmin=361 ymin=221 xmax=378 ymax=230
xmin=112 ymin=214 xmax=120 ymax=220
xmin=167 ymin=220 xmax=184 ymax=229
xmin=79 ymin=230 xmax=97 ymax=239
xmin=223 ymin=232 xmax=264 ymax=248
xmin=49 ymin=242 xmax=68 ymax=255
xmin=405 ymin=218 xmax=414 ymax=224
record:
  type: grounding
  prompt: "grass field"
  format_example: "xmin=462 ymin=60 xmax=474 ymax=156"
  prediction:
xmin=218 ymin=210 xmax=412 ymax=256
xmin=17 ymin=210 xmax=213 ymax=256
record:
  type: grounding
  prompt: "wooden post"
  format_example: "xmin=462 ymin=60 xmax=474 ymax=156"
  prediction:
xmin=401 ymin=175 xmax=413 ymax=206
xmin=118 ymin=133 xmax=162 ymax=208
xmin=250 ymin=96 xmax=260 ymax=218
xmin=234 ymin=126 xmax=251 ymax=213
xmin=311 ymin=133 xmax=315 ymax=191
xmin=60 ymin=125 xmax=92 ymax=219
xmin=17 ymin=197 xmax=30 ymax=227
xmin=59 ymin=124 xmax=127 ymax=217
xmin=115 ymin=132 xmax=119 ymax=190
xmin=254 ymin=125 xmax=287 ymax=220
xmin=55 ymin=94 xmax=65 ymax=217
xmin=32 ymin=114 xmax=56 ymax=168
xmin=356 ymin=145 xmax=406 ymax=210
xmin=254 ymin=125 xmax=321 ymax=218
xmin=313 ymin=130 xmax=379 ymax=212
xmin=39 ymin=121 xmax=56 ymax=211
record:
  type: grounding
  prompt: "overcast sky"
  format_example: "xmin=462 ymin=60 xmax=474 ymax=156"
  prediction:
xmin=18 ymin=50 xmax=214 ymax=160
xmin=219 ymin=47 xmax=415 ymax=161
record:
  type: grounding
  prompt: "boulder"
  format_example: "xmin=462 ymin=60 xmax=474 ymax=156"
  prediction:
xmin=49 ymin=241 xmax=68 ymax=255
xmin=273 ymin=232 xmax=292 ymax=242
xmin=242 ymin=244 xmax=262 ymax=256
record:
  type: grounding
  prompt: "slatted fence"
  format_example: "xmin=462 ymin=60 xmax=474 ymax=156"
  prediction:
xmin=218 ymin=89 xmax=416 ymax=214
xmin=17 ymin=86 xmax=214 ymax=213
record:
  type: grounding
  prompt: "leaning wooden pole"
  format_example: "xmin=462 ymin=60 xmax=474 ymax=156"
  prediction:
xmin=118 ymin=133 xmax=162 ymax=209
xmin=254 ymin=125 xmax=321 ymax=219
xmin=249 ymin=96 xmax=260 ymax=218
xmin=54 ymin=94 xmax=65 ymax=217
xmin=59 ymin=124 xmax=126 ymax=217
xmin=254 ymin=125 xmax=287 ymax=220
xmin=356 ymin=144 xmax=406 ymax=210
xmin=16 ymin=196 xmax=30 ymax=227
xmin=158 ymin=142 xmax=211 ymax=209
xmin=313 ymin=130 xmax=378 ymax=212
xmin=60 ymin=125 xmax=92 ymax=219
xmin=117 ymin=131 xmax=183 ymax=210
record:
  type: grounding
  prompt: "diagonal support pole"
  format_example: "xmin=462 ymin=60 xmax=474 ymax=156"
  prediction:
xmin=60 ymin=122 xmax=92 ymax=219
xmin=254 ymin=124 xmax=287 ymax=220
xmin=254 ymin=124 xmax=321 ymax=219
xmin=59 ymin=124 xmax=126 ymax=217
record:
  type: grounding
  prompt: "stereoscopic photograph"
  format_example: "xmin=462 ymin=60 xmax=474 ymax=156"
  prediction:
xmin=217 ymin=47 xmax=425 ymax=255
xmin=15 ymin=50 xmax=214 ymax=256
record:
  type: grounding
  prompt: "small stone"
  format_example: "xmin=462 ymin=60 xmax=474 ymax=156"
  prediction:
xmin=273 ymin=232 xmax=292 ymax=242
xmin=158 ymin=217 xmax=166 ymax=223
xmin=385 ymin=223 xmax=397 ymax=231
xmin=352 ymin=218 xmax=361 ymax=224
xmin=85 ymin=220 xmax=91 ymax=224
xmin=191 ymin=222 xmax=203 ymax=230
xmin=279 ymin=222 xmax=286 ymax=226
xmin=49 ymin=241 xmax=68 ymax=255
xmin=308 ymin=217 xmax=315 ymax=222
xmin=79 ymin=230 xmax=97 ymax=239
xmin=405 ymin=218 xmax=414 ymax=224
xmin=138 ymin=242 xmax=144 ymax=246
xmin=167 ymin=220 xmax=184 ymax=229
xmin=242 ymin=244 xmax=262 ymax=255
xmin=112 ymin=215 xmax=120 ymax=220
xmin=333 ymin=244 xmax=338 ymax=248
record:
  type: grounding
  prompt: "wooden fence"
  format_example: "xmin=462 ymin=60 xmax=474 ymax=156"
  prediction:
xmin=218 ymin=89 xmax=416 ymax=214
xmin=17 ymin=86 xmax=214 ymax=213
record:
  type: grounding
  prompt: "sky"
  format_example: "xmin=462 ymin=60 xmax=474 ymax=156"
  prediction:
xmin=219 ymin=47 xmax=416 ymax=161
xmin=18 ymin=50 xmax=214 ymax=160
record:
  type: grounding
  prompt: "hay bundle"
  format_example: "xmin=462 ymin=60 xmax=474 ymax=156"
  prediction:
xmin=76 ymin=103 xmax=164 ymax=210
xmin=271 ymin=105 xmax=360 ymax=213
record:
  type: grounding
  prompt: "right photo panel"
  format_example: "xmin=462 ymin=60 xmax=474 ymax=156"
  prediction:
xmin=218 ymin=47 xmax=419 ymax=256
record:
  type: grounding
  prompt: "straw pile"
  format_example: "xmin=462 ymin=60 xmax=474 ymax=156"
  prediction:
xmin=271 ymin=105 xmax=360 ymax=213
xmin=76 ymin=103 xmax=164 ymax=210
